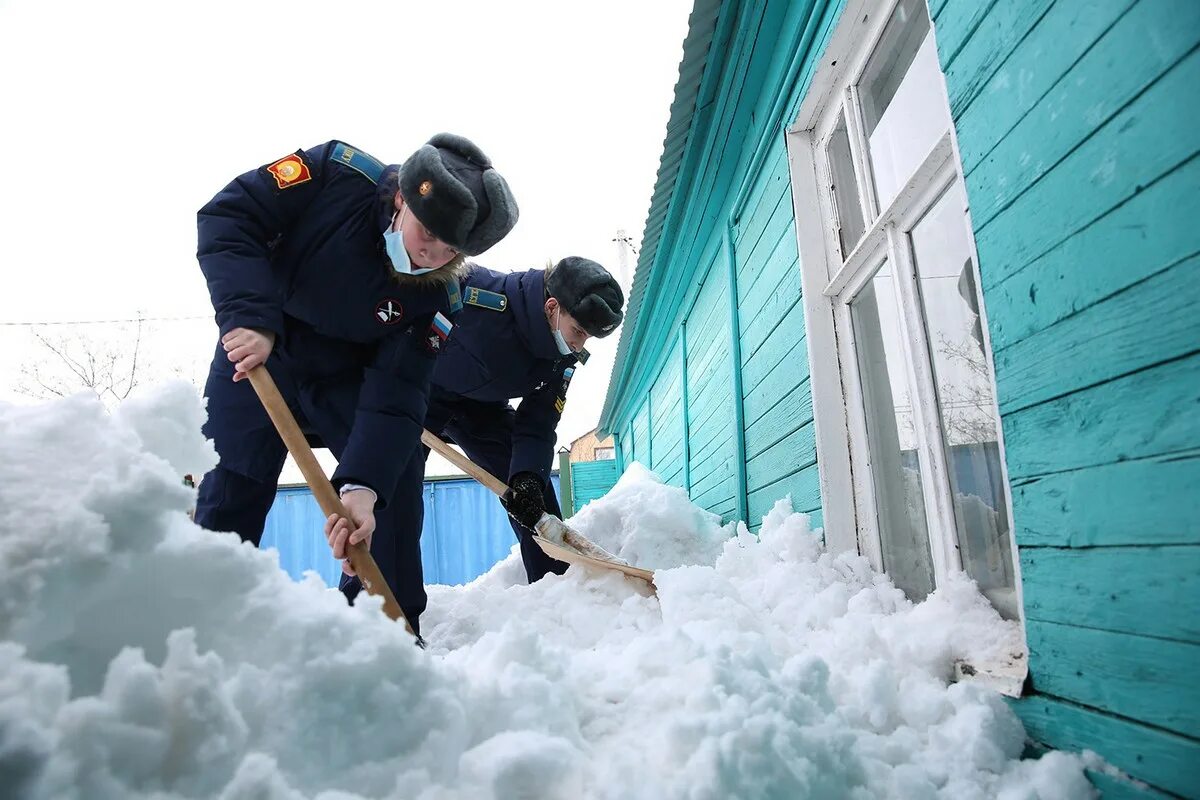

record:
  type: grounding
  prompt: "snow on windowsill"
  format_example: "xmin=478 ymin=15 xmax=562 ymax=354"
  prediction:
xmin=955 ymin=648 xmax=1029 ymax=698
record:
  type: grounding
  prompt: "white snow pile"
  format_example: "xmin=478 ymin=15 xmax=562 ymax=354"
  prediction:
xmin=0 ymin=384 xmax=1096 ymax=799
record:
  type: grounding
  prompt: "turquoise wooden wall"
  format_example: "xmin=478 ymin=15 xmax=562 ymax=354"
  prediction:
xmin=685 ymin=252 xmax=738 ymax=518
xmin=569 ymin=459 xmax=620 ymax=513
xmin=931 ymin=0 xmax=1200 ymax=794
xmin=607 ymin=0 xmax=1198 ymax=793
xmin=649 ymin=334 xmax=687 ymax=487
xmin=607 ymin=0 xmax=844 ymax=529
xmin=733 ymin=140 xmax=820 ymax=526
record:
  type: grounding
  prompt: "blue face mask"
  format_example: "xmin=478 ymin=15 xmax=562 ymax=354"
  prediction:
xmin=552 ymin=306 xmax=574 ymax=356
xmin=384 ymin=209 xmax=436 ymax=276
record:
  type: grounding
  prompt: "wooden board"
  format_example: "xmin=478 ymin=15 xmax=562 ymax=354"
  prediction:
xmin=1025 ymin=620 xmax=1200 ymax=739
xmin=1012 ymin=695 xmax=1199 ymax=798
xmin=533 ymin=535 xmax=656 ymax=592
xmin=1020 ymin=545 xmax=1200 ymax=642
xmin=1011 ymin=451 xmax=1200 ymax=548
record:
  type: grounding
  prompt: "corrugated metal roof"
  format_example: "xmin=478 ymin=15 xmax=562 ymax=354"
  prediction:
xmin=599 ymin=0 xmax=724 ymax=434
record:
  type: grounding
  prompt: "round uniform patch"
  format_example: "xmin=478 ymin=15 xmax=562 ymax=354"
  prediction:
xmin=375 ymin=299 xmax=404 ymax=324
xmin=275 ymin=160 xmax=301 ymax=180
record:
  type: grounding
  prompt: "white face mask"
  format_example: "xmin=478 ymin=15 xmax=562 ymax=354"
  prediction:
xmin=551 ymin=305 xmax=574 ymax=356
xmin=383 ymin=208 xmax=436 ymax=276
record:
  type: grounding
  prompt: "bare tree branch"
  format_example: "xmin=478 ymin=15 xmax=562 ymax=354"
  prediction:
xmin=17 ymin=323 xmax=152 ymax=406
xmin=935 ymin=331 xmax=997 ymax=445
xmin=118 ymin=315 xmax=144 ymax=401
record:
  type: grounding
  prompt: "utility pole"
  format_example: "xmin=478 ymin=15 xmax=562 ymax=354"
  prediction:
xmin=612 ymin=229 xmax=637 ymax=294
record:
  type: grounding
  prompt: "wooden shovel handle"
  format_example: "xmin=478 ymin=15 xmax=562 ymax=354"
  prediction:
xmin=247 ymin=367 xmax=412 ymax=634
xmin=421 ymin=429 xmax=510 ymax=497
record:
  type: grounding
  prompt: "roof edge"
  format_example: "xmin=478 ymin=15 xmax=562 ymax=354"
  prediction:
xmin=599 ymin=0 xmax=728 ymax=434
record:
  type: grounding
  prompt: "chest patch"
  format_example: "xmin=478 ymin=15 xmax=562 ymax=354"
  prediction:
xmin=375 ymin=299 xmax=404 ymax=325
xmin=425 ymin=311 xmax=454 ymax=354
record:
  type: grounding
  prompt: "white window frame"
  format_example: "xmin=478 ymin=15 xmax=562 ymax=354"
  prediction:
xmin=785 ymin=0 xmax=1026 ymax=693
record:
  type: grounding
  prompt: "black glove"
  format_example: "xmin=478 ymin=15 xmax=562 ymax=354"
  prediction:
xmin=501 ymin=472 xmax=546 ymax=529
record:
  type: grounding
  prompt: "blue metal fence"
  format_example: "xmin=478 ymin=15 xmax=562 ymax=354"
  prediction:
xmin=260 ymin=475 xmax=560 ymax=586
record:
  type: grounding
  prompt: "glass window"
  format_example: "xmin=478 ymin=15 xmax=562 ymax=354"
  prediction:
xmin=850 ymin=262 xmax=936 ymax=600
xmin=792 ymin=0 xmax=1022 ymax=626
xmin=859 ymin=0 xmax=949 ymax=209
xmin=594 ymin=447 xmax=615 ymax=461
xmin=910 ymin=181 xmax=1017 ymax=618
xmin=827 ymin=113 xmax=867 ymax=258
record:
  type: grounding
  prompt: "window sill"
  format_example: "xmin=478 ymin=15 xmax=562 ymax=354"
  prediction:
xmin=954 ymin=649 xmax=1028 ymax=698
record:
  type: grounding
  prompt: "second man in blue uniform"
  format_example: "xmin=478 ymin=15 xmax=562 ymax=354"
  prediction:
xmin=345 ymin=257 xmax=624 ymax=611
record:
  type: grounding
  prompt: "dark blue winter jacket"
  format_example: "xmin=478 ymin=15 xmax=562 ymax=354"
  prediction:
xmin=433 ymin=266 xmax=582 ymax=483
xmin=197 ymin=140 xmax=465 ymax=503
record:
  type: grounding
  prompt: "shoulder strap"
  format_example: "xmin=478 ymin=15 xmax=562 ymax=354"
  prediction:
xmin=464 ymin=286 xmax=508 ymax=312
xmin=330 ymin=142 xmax=386 ymax=183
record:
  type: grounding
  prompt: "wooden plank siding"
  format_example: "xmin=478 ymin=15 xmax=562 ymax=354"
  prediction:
xmin=934 ymin=0 xmax=1200 ymax=793
xmin=685 ymin=258 xmax=738 ymax=520
xmin=602 ymin=0 xmax=1197 ymax=792
xmin=650 ymin=340 xmax=686 ymax=487
xmin=733 ymin=136 xmax=812 ymax=531
xmin=1013 ymin=696 xmax=1199 ymax=799
xmin=601 ymin=0 xmax=841 ymax=528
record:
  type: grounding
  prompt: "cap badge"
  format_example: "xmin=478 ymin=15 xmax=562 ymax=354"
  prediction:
xmin=419 ymin=180 xmax=433 ymax=196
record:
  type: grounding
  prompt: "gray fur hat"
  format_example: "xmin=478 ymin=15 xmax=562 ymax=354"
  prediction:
xmin=546 ymin=256 xmax=624 ymax=338
xmin=398 ymin=133 xmax=518 ymax=256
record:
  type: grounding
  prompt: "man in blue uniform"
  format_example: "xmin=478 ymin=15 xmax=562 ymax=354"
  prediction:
xmin=346 ymin=256 xmax=624 ymax=608
xmin=194 ymin=134 xmax=518 ymax=634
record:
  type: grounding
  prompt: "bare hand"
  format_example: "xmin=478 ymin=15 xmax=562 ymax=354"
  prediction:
xmin=222 ymin=327 xmax=276 ymax=382
xmin=324 ymin=490 xmax=376 ymax=576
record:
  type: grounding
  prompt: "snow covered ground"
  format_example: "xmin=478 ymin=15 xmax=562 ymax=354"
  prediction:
xmin=0 ymin=384 xmax=1098 ymax=799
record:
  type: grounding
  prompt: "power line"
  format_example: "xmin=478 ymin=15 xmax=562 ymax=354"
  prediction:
xmin=0 ymin=314 xmax=211 ymax=328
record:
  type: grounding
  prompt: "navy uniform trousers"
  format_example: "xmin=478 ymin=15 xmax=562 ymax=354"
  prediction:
xmin=194 ymin=345 xmax=430 ymax=632
xmin=198 ymin=375 xmax=567 ymax=635
xmin=195 ymin=449 xmax=427 ymax=624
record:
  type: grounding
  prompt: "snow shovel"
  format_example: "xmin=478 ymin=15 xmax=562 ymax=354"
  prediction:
xmin=420 ymin=430 xmax=655 ymax=590
xmin=247 ymin=366 xmax=415 ymax=635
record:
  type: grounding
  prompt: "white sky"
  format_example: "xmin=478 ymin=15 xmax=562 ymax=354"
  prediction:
xmin=0 ymin=0 xmax=691 ymax=478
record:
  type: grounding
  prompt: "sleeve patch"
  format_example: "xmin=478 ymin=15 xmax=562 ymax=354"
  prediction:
xmin=266 ymin=153 xmax=312 ymax=189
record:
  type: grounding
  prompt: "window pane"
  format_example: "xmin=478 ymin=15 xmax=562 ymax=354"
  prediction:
xmin=859 ymin=0 xmax=949 ymax=209
xmin=827 ymin=114 xmax=866 ymax=258
xmin=850 ymin=263 xmax=935 ymax=601
xmin=910 ymin=181 xmax=1018 ymax=619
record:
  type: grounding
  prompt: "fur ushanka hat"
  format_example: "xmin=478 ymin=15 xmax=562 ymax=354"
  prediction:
xmin=398 ymin=133 xmax=518 ymax=256
xmin=546 ymin=256 xmax=624 ymax=337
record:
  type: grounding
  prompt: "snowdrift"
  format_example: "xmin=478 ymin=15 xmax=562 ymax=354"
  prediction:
xmin=0 ymin=384 xmax=1095 ymax=799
